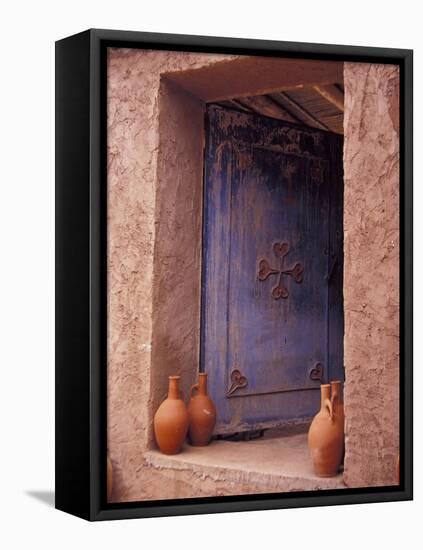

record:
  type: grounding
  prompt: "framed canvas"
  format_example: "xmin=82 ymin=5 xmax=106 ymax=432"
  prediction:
xmin=55 ymin=28 xmax=413 ymax=521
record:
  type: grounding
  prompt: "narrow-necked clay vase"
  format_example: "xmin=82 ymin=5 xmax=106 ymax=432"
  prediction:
xmin=308 ymin=384 xmax=343 ymax=477
xmin=331 ymin=380 xmax=345 ymax=462
xmin=154 ymin=376 xmax=189 ymax=455
xmin=107 ymin=455 xmax=113 ymax=501
xmin=188 ymin=373 xmax=216 ymax=446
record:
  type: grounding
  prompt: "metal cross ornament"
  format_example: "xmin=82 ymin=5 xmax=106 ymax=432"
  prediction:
xmin=258 ymin=241 xmax=304 ymax=300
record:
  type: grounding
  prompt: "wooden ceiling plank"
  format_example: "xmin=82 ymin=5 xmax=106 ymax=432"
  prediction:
xmin=237 ymin=95 xmax=298 ymax=124
xmin=272 ymin=92 xmax=330 ymax=131
xmin=318 ymin=113 xmax=344 ymax=135
xmin=263 ymin=95 xmax=302 ymax=124
xmin=313 ymin=84 xmax=344 ymax=112
xmin=216 ymin=99 xmax=253 ymax=113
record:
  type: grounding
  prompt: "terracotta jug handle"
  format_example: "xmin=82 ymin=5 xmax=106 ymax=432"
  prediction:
xmin=324 ymin=398 xmax=334 ymax=421
xmin=191 ymin=383 xmax=199 ymax=397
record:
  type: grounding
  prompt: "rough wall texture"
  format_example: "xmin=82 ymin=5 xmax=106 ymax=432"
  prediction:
xmin=343 ymin=63 xmax=400 ymax=487
xmin=149 ymin=80 xmax=205 ymax=444
xmin=107 ymin=48 xmax=236 ymax=502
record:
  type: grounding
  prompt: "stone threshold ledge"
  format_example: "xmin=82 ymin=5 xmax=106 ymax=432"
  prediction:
xmin=142 ymin=430 xmax=345 ymax=500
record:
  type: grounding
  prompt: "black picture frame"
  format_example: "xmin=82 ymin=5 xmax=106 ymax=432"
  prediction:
xmin=55 ymin=28 xmax=413 ymax=521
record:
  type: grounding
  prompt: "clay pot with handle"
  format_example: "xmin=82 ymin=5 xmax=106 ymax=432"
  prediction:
xmin=154 ymin=376 xmax=189 ymax=455
xmin=188 ymin=373 xmax=216 ymax=446
xmin=308 ymin=384 xmax=343 ymax=477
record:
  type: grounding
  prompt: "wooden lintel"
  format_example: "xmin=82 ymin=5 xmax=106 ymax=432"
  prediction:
xmin=164 ymin=57 xmax=344 ymax=103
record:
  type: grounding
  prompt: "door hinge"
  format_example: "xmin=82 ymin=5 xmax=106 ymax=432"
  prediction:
xmin=309 ymin=362 xmax=324 ymax=382
xmin=226 ymin=368 xmax=248 ymax=396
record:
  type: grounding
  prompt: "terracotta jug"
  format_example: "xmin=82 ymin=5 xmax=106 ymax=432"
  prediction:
xmin=331 ymin=380 xmax=345 ymax=462
xmin=154 ymin=376 xmax=189 ymax=455
xmin=188 ymin=373 xmax=216 ymax=446
xmin=308 ymin=384 xmax=343 ymax=477
xmin=107 ymin=455 xmax=113 ymax=501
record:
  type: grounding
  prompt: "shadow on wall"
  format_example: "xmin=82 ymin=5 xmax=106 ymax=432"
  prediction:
xmin=25 ymin=490 xmax=55 ymax=508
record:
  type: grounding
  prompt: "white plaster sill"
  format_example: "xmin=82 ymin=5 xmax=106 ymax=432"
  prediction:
xmin=144 ymin=430 xmax=345 ymax=496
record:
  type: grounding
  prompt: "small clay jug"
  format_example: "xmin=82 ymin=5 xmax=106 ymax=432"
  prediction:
xmin=308 ymin=384 xmax=343 ymax=477
xmin=154 ymin=376 xmax=189 ymax=455
xmin=188 ymin=373 xmax=216 ymax=446
xmin=331 ymin=380 xmax=345 ymax=462
xmin=107 ymin=455 xmax=113 ymax=501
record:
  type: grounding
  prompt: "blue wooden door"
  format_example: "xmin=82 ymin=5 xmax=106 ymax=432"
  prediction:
xmin=202 ymin=105 xmax=344 ymax=434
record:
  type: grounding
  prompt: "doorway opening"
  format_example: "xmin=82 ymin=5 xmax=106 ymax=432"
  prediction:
xmin=201 ymin=89 xmax=344 ymax=436
xmin=151 ymin=59 xmax=345 ymax=442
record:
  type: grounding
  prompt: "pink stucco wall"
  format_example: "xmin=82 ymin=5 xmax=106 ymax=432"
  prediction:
xmin=107 ymin=48 xmax=236 ymax=502
xmin=343 ymin=63 xmax=400 ymax=487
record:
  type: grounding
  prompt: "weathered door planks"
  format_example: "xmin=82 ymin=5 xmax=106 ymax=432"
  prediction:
xmin=202 ymin=105 xmax=344 ymax=434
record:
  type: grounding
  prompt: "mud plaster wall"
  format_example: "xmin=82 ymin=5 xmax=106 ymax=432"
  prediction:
xmin=343 ymin=63 xmax=400 ymax=487
xmin=150 ymin=80 xmax=205 ymax=443
xmin=107 ymin=48 xmax=236 ymax=502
